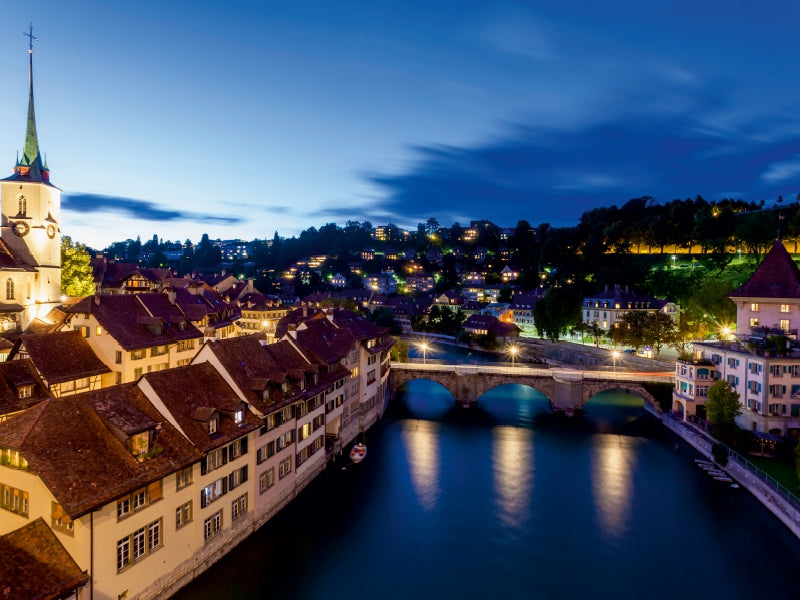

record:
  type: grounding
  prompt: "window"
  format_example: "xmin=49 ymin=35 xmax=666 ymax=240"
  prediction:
xmin=176 ymin=466 xmax=192 ymax=490
xmin=751 ymin=303 xmax=759 ymax=312
xmin=5 ymin=279 xmax=13 ymax=301
xmin=115 ymin=350 xmax=122 ymax=364
xmin=208 ymin=417 xmax=218 ymax=435
xmin=259 ymin=468 xmax=275 ymax=493
xmin=96 ymin=326 xmax=103 ymax=336
xmin=17 ymin=195 xmax=25 ymax=216
xmin=130 ymin=348 xmax=146 ymax=360
xmin=203 ymin=509 xmax=223 ymax=541
xmin=750 ymin=317 xmax=759 ymax=327
xmin=203 ymin=448 xmax=226 ymax=474
xmin=150 ymin=345 xmax=168 ymax=357
xmin=781 ymin=304 xmax=791 ymax=313
xmin=201 ymin=478 xmax=226 ymax=508
xmin=176 ymin=501 xmax=192 ymax=530
xmin=17 ymin=385 xmax=32 ymax=399
xmin=228 ymin=466 xmax=248 ymax=491
xmin=780 ymin=319 xmax=790 ymax=332
xmin=116 ymin=482 xmax=161 ymax=520
xmin=0 ymin=484 xmax=28 ymax=517
xmin=234 ymin=408 xmax=244 ymax=424
xmin=51 ymin=502 xmax=74 ymax=535
xmin=133 ymin=367 xmax=143 ymax=380
xmin=278 ymin=456 xmax=292 ymax=479
xmin=231 ymin=493 xmax=247 ymax=521
xmin=298 ymin=422 xmax=311 ymax=441
xmin=116 ymin=518 xmax=162 ymax=572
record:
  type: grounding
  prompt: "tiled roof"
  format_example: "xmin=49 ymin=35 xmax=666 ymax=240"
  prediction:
xmin=0 ymin=386 xmax=201 ymax=518
xmin=584 ymin=284 xmax=659 ymax=305
xmin=0 ymin=518 xmax=89 ymax=599
xmin=0 ymin=359 xmax=50 ymax=417
xmin=200 ymin=336 xmax=290 ymax=412
xmin=137 ymin=293 xmax=203 ymax=340
xmin=140 ymin=363 xmax=260 ymax=453
xmin=14 ymin=330 xmax=110 ymax=385
xmin=729 ymin=239 xmax=800 ymax=299
xmin=295 ymin=318 xmax=355 ymax=365
xmin=65 ymin=294 xmax=200 ymax=350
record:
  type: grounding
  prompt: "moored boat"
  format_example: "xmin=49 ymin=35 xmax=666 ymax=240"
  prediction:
xmin=350 ymin=442 xmax=367 ymax=463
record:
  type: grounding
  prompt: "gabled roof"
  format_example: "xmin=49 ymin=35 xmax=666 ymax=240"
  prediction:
xmin=141 ymin=363 xmax=260 ymax=453
xmin=729 ymin=239 xmax=800 ymax=299
xmin=0 ymin=386 xmax=201 ymax=518
xmin=12 ymin=330 xmax=110 ymax=385
xmin=198 ymin=336 xmax=291 ymax=413
xmin=294 ymin=318 xmax=355 ymax=365
xmin=0 ymin=518 xmax=88 ymax=599
xmin=64 ymin=294 xmax=200 ymax=350
xmin=0 ymin=359 xmax=50 ymax=417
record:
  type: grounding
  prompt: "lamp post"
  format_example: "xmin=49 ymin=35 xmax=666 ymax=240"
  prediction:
xmin=419 ymin=342 xmax=430 ymax=364
xmin=671 ymin=255 xmax=676 ymax=269
xmin=612 ymin=350 xmax=620 ymax=373
xmin=509 ymin=344 xmax=518 ymax=367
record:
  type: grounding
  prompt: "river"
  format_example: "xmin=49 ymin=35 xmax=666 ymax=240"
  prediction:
xmin=173 ymin=375 xmax=800 ymax=600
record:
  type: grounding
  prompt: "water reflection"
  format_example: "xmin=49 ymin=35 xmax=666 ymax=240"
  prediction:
xmin=591 ymin=435 xmax=635 ymax=538
xmin=401 ymin=419 xmax=441 ymax=511
xmin=492 ymin=426 xmax=533 ymax=528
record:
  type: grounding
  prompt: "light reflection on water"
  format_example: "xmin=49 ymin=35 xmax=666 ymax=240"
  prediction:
xmin=492 ymin=426 xmax=533 ymax=528
xmin=591 ymin=435 xmax=636 ymax=538
xmin=401 ymin=419 xmax=441 ymax=511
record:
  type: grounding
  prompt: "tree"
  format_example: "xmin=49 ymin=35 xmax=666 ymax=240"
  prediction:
xmin=61 ymin=236 xmax=95 ymax=297
xmin=705 ymin=380 xmax=742 ymax=442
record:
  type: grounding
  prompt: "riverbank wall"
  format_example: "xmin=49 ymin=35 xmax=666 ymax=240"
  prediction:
xmin=646 ymin=405 xmax=800 ymax=540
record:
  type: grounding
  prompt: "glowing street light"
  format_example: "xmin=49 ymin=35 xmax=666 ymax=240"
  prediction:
xmin=671 ymin=255 xmax=676 ymax=269
xmin=720 ymin=326 xmax=732 ymax=341
xmin=509 ymin=344 xmax=519 ymax=366
xmin=612 ymin=350 xmax=620 ymax=373
xmin=419 ymin=341 xmax=430 ymax=364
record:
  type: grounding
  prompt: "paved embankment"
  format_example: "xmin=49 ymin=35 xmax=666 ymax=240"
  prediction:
xmin=647 ymin=405 xmax=800 ymax=540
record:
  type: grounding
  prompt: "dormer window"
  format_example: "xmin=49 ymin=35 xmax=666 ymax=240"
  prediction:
xmin=234 ymin=408 xmax=244 ymax=424
xmin=208 ymin=417 xmax=218 ymax=435
xmin=281 ymin=382 xmax=290 ymax=394
xmin=17 ymin=385 xmax=32 ymax=399
xmin=128 ymin=431 xmax=149 ymax=457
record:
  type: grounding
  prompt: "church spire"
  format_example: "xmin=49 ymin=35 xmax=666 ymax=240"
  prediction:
xmin=13 ymin=24 xmax=49 ymax=183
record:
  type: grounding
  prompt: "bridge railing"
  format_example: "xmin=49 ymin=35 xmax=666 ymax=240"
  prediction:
xmin=391 ymin=362 xmax=674 ymax=384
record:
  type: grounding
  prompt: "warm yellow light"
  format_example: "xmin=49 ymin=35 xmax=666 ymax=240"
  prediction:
xmin=612 ymin=350 xmax=620 ymax=359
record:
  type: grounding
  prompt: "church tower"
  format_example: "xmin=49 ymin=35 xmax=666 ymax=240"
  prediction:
xmin=0 ymin=26 xmax=61 ymax=329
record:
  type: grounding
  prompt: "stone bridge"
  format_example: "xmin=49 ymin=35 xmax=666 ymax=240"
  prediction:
xmin=390 ymin=363 xmax=673 ymax=412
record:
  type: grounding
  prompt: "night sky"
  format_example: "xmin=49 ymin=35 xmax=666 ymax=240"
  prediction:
xmin=2 ymin=1 xmax=800 ymax=248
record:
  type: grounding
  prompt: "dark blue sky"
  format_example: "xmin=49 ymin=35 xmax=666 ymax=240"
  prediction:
xmin=2 ymin=1 xmax=800 ymax=246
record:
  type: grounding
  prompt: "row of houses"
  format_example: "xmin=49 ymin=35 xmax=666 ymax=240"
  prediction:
xmin=0 ymin=305 xmax=393 ymax=599
xmin=673 ymin=239 xmax=800 ymax=438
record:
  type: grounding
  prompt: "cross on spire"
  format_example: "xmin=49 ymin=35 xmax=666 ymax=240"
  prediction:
xmin=23 ymin=23 xmax=37 ymax=53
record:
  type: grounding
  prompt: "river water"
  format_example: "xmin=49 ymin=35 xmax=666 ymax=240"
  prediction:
xmin=174 ymin=375 xmax=800 ymax=600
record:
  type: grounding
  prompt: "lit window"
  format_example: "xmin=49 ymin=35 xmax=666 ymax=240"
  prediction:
xmin=781 ymin=319 xmax=790 ymax=332
xmin=750 ymin=317 xmax=759 ymax=327
xmin=781 ymin=304 xmax=791 ymax=313
xmin=751 ymin=303 xmax=759 ymax=312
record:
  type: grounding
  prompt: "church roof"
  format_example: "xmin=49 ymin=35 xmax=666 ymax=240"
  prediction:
xmin=3 ymin=31 xmax=53 ymax=186
xmin=0 ymin=238 xmax=37 ymax=271
xmin=728 ymin=240 xmax=800 ymax=299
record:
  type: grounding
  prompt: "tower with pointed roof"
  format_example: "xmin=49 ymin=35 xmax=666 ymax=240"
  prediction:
xmin=673 ymin=237 xmax=800 ymax=437
xmin=0 ymin=27 xmax=61 ymax=331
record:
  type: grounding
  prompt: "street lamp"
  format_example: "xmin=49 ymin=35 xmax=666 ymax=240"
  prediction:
xmin=419 ymin=342 xmax=430 ymax=364
xmin=612 ymin=350 xmax=620 ymax=373
xmin=509 ymin=344 xmax=518 ymax=366
xmin=671 ymin=255 xmax=676 ymax=269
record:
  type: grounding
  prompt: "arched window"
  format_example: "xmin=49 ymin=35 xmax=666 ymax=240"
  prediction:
xmin=17 ymin=196 xmax=26 ymax=216
xmin=5 ymin=279 xmax=13 ymax=300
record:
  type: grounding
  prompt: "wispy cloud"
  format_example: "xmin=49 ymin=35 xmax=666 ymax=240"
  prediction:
xmin=761 ymin=157 xmax=800 ymax=184
xmin=63 ymin=193 xmax=243 ymax=225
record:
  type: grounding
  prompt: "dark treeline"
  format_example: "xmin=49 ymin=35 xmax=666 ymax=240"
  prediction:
xmin=98 ymin=195 xmax=797 ymax=321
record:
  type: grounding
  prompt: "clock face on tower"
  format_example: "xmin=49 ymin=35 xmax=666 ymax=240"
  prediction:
xmin=46 ymin=223 xmax=56 ymax=239
xmin=11 ymin=221 xmax=29 ymax=237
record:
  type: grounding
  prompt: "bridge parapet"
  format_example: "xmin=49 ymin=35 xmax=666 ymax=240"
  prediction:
xmin=390 ymin=363 xmax=672 ymax=411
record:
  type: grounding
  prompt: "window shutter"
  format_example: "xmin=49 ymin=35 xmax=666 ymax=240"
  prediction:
xmin=241 ymin=465 xmax=248 ymax=482
xmin=228 ymin=472 xmax=235 ymax=490
xmin=241 ymin=437 xmax=248 ymax=454
xmin=222 ymin=449 xmax=228 ymax=465
xmin=201 ymin=458 xmax=207 ymax=476
xmin=200 ymin=492 xmax=207 ymax=509
xmin=222 ymin=477 xmax=228 ymax=495
xmin=148 ymin=480 xmax=163 ymax=502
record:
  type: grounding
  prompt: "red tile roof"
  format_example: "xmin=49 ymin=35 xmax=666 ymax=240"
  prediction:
xmin=13 ymin=330 xmax=110 ymax=385
xmin=140 ymin=363 xmax=260 ymax=453
xmin=0 ymin=359 xmax=50 ymax=416
xmin=0 ymin=386 xmax=201 ymax=518
xmin=0 ymin=518 xmax=89 ymax=600
xmin=728 ymin=239 xmax=800 ymax=299
xmin=64 ymin=294 xmax=202 ymax=350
